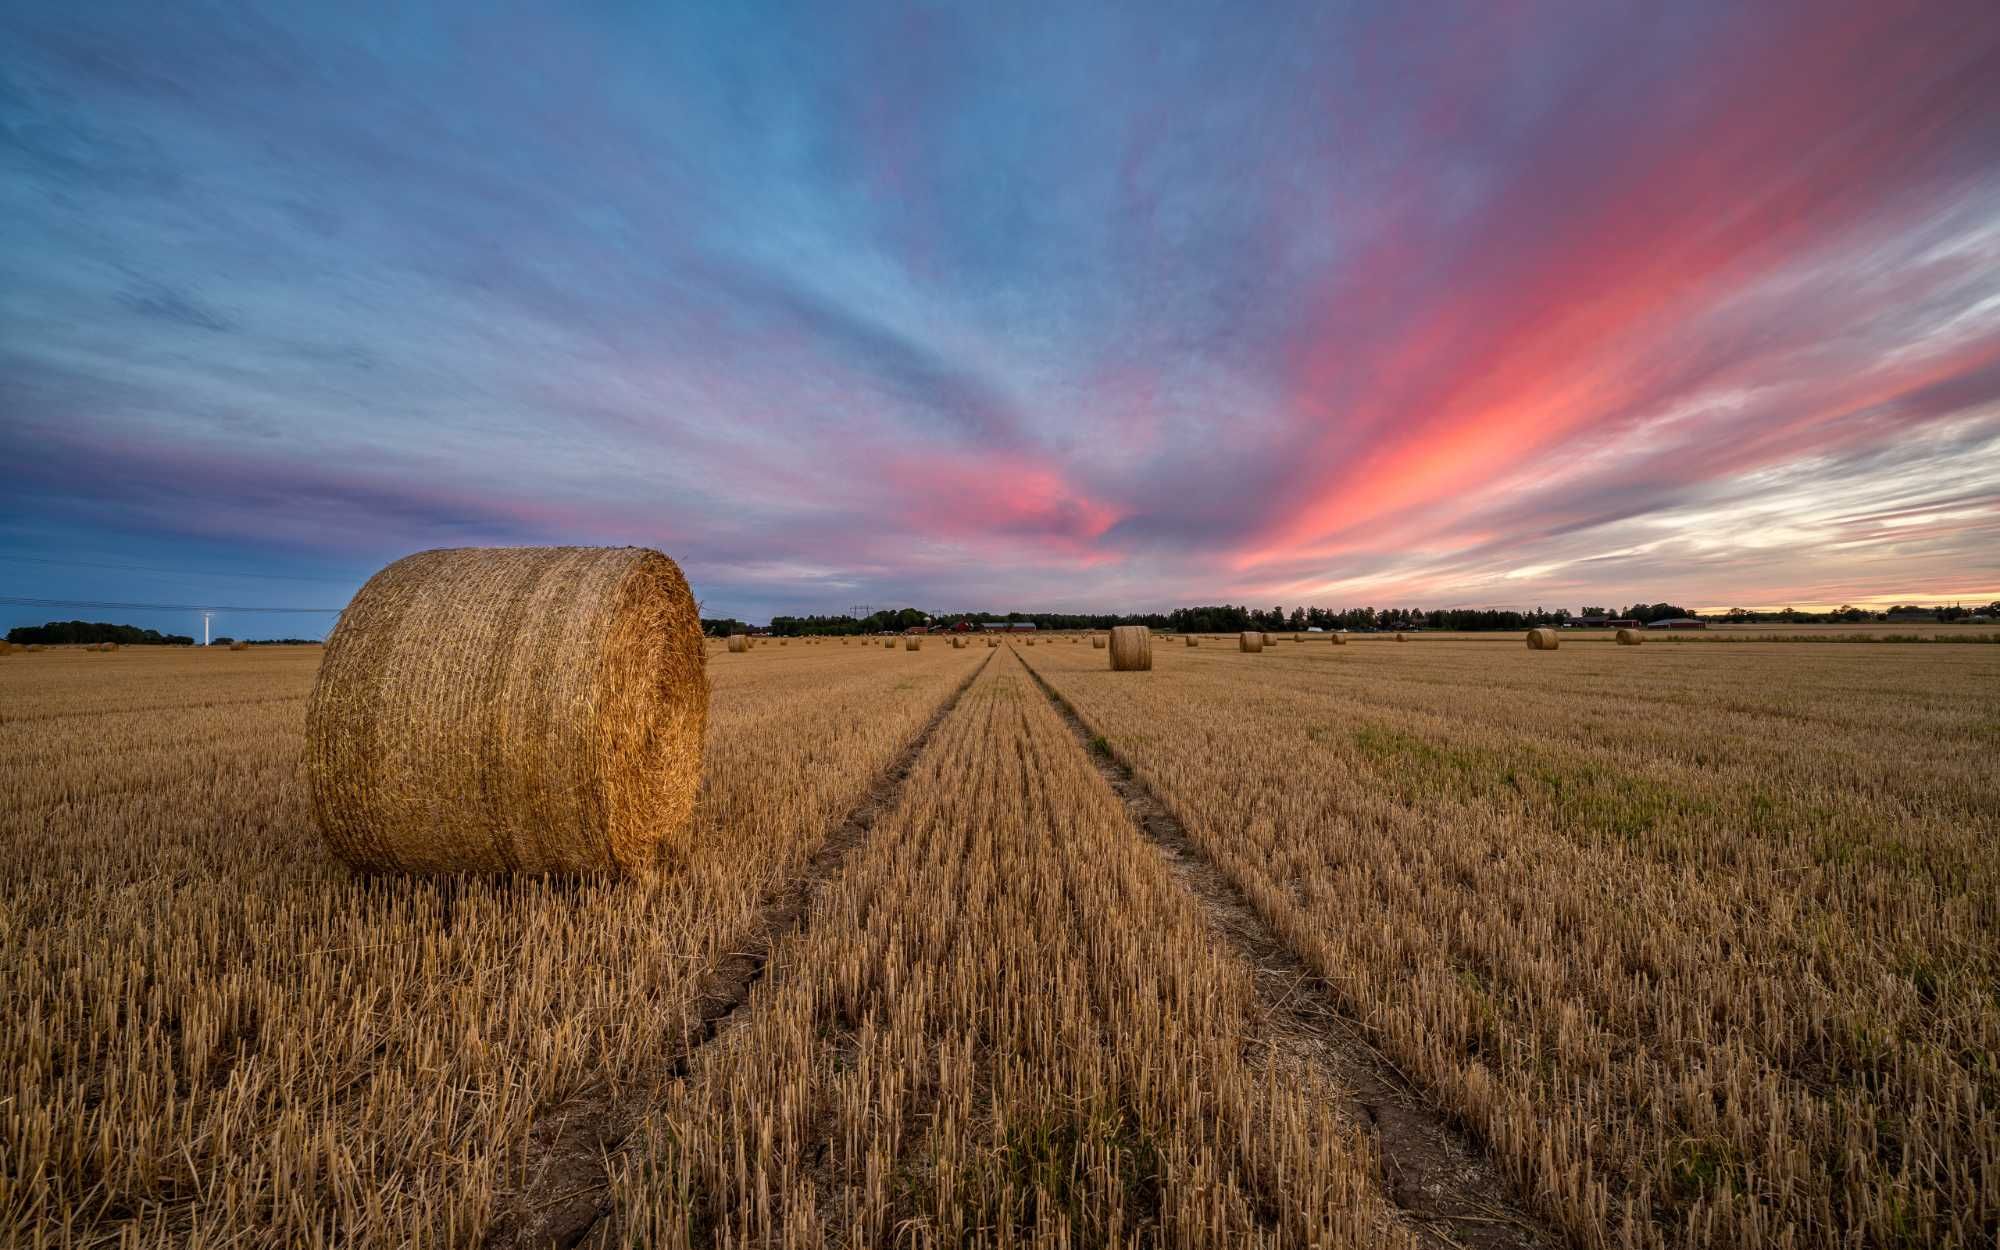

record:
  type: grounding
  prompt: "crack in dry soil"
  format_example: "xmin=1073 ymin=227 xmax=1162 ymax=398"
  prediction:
xmin=482 ymin=650 xmax=994 ymax=1250
xmin=1020 ymin=656 xmax=1555 ymax=1250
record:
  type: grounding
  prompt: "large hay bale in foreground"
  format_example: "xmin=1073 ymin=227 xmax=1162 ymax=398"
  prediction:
xmin=307 ymin=546 xmax=707 ymax=875
xmin=1239 ymin=631 xmax=1263 ymax=653
xmin=1615 ymin=628 xmax=1643 ymax=645
xmin=1091 ymin=635 xmax=1107 ymax=649
xmin=1109 ymin=626 xmax=1152 ymax=671
xmin=1526 ymin=628 xmax=1560 ymax=650
xmin=728 ymin=634 xmax=749 ymax=653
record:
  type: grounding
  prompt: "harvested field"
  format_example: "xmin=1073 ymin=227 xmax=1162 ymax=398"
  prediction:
xmin=3 ymin=637 xmax=1994 ymax=1247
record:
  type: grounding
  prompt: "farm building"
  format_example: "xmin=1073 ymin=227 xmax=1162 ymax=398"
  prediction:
xmin=1646 ymin=617 xmax=1707 ymax=630
xmin=979 ymin=621 xmax=1038 ymax=632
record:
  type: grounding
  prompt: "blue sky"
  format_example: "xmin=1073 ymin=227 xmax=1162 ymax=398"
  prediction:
xmin=5 ymin=1 xmax=1999 ymax=636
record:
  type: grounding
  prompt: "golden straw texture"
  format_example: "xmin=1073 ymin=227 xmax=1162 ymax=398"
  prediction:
xmin=1108 ymin=625 xmax=1152 ymax=671
xmin=1239 ymin=631 xmax=1263 ymax=653
xmin=1526 ymin=627 xmax=1560 ymax=650
xmin=1330 ymin=632 xmax=1346 ymax=645
xmin=1616 ymin=628 xmax=1644 ymax=645
xmin=905 ymin=637 xmax=922 ymax=651
xmin=1091 ymin=635 xmax=1107 ymax=649
xmin=728 ymin=634 xmax=749 ymax=653
xmin=306 ymin=546 xmax=708 ymax=875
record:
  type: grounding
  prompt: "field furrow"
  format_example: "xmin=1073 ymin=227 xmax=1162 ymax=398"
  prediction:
xmin=603 ymin=648 xmax=1415 ymax=1249
xmin=1 ymin=644 xmax=984 ymax=1247
xmin=1018 ymin=639 xmax=2000 ymax=1250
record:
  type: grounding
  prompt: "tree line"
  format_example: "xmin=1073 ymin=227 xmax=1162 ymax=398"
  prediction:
xmin=6 ymin=620 xmax=196 ymax=646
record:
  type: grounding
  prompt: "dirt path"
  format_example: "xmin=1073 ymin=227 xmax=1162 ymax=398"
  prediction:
xmin=482 ymin=650 xmax=994 ymax=1250
xmin=1019 ymin=653 xmax=1556 ymax=1250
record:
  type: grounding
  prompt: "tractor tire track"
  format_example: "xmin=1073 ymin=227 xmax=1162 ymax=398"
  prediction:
xmin=1019 ymin=655 xmax=1556 ymax=1250
xmin=484 ymin=649 xmax=994 ymax=1250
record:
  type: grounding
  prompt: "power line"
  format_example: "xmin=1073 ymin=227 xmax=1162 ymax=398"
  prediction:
xmin=0 ymin=554 xmax=363 ymax=583
xmin=0 ymin=595 xmax=344 ymax=614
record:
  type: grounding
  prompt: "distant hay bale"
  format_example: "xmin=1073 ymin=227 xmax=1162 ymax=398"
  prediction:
xmin=229 ymin=641 xmax=250 ymax=652
xmin=728 ymin=634 xmax=749 ymax=653
xmin=1109 ymin=625 xmax=1152 ymax=671
xmin=1395 ymin=633 xmax=1407 ymax=642
xmin=1186 ymin=635 xmax=1198 ymax=647
xmin=1526 ymin=628 xmax=1560 ymax=650
xmin=306 ymin=546 xmax=707 ymax=876
xmin=884 ymin=639 xmax=896 ymax=649
xmin=987 ymin=637 xmax=999 ymax=647
xmin=1091 ymin=635 xmax=1107 ymax=649
xmin=1615 ymin=628 xmax=1643 ymax=645
xmin=905 ymin=636 xmax=921 ymax=651
xmin=1026 ymin=638 xmax=1035 ymax=646
xmin=1239 ymin=631 xmax=1263 ymax=653
xmin=1330 ymin=633 xmax=1346 ymax=645
xmin=0 ymin=641 xmax=11 ymax=655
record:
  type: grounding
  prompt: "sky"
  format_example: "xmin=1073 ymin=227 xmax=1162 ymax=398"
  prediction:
xmin=4 ymin=1 xmax=2000 ymax=636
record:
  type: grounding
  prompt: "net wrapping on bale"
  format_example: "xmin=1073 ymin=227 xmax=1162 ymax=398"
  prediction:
xmin=1109 ymin=625 xmax=1152 ymax=671
xmin=306 ymin=546 xmax=708 ymax=875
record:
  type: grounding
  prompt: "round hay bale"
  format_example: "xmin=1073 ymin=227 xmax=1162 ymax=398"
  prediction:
xmin=1238 ymin=631 xmax=1263 ymax=653
xmin=905 ymin=636 xmax=921 ymax=651
xmin=1025 ymin=638 xmax=1035 ymax=646
xmin=1091 ymin=635 xmax=1107 ymax=649
xmin=1395 ymin=633 xmax=1407 ymax=642
xmin=306 ymin=546 xmax=707 ymax=876
xmin=1615 ymin=628 xmax=1643 ymax=645
xmin=1525 ymin=627 xmax=1560 ymax=650
xmin=229 ymin=641 xmax=250 ymax=652
xmin=728 ymin=634 xmax=749 ymax=653
xmin=779 ymin=639 xmax=788 ymax=646
xmin=1330 ymin=633 xmax=1346 ymax=645
xmin=1186 ymin=635 xmax=1198 ymax=647
xmin=0 ymin=641 xmax=12 ymax=655
xmin=1109 ymin=625 xmax=1151 ymax=671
